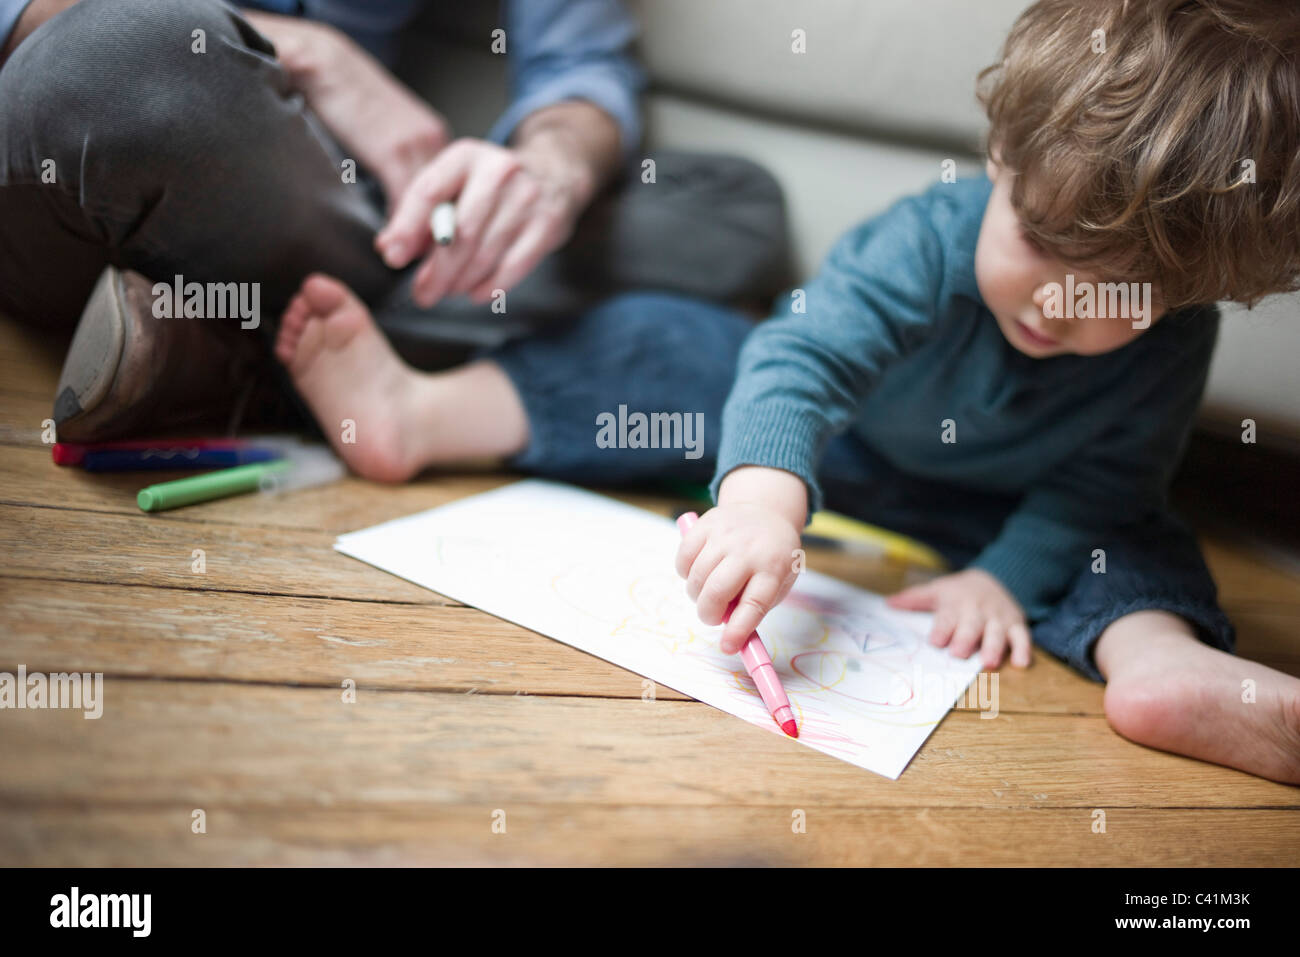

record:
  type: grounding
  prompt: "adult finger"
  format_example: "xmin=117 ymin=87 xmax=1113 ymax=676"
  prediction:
xmin=449 ymin=175 xmax=537 ymax=297
xmin=450 ymin=147 xmax=522 ymax=251
xmin=467 ymin=214 xmax=558 ymax=303
xmin=376 ymin=143 xmax=475 ymax=267
xmin=416 ymin=153 xmax=526 ymax=306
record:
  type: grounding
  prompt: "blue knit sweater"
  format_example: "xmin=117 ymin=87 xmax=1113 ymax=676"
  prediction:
xmin=711 ymin=175 xmax=1218 ymax=618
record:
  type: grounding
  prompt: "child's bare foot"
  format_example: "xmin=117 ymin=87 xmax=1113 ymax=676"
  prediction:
xmin=1097 ymin=611 xmax=1300 ymax=785
xmin=275 ymin=274 xmax=530 ymax=482
xmin=276 ymin=274 xmax=422 ymax=481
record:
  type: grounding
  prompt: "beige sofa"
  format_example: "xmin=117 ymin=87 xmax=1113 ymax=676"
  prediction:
xmin=403 ymin=0 xmax=1299 ymax=447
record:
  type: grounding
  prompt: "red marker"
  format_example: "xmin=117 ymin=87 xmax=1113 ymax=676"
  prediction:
xmin=677 ymin=511 xmax=799 ymax=738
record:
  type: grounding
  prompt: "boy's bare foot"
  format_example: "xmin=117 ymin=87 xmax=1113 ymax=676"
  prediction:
xmin=275 ymin=274 xmax=530 ymax=482
xmin=276 ymin=274 xmax=421 ymax=481
xmin=1097 ymin=611 xmax=1300 ymax=785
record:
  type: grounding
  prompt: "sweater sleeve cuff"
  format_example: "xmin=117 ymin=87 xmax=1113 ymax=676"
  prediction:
xmin=709 ymin=403 xmax=828 ymax=523
xmin=968 ymin=519 xmax=1087 ymax=621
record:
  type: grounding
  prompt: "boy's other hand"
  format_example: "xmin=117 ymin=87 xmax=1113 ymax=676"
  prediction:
xmin=674 ymin=503 xmax=804 ymax=655
xmin=887 ymin=568 xmax=1032 ymax=669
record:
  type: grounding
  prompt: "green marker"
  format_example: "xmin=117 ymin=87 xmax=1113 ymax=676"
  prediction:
xmin=137 ymin=460 xmax=292 ymax=512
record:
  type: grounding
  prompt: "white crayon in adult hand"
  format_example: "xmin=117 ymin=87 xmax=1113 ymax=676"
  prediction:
xmin=431 ymin=202 xmax=456 ymax=245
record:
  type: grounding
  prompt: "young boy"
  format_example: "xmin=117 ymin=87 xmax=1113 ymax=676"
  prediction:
xmin=275 ymin=0 xmax=1300 ymax=782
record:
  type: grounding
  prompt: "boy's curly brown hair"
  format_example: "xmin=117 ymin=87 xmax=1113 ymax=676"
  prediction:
xmin=978 ymin=0 xmax=1300 ymax=308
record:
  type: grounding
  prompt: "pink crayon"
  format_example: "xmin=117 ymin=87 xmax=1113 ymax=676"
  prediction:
xmin=676 ymin=511 xmax=799 ymax=738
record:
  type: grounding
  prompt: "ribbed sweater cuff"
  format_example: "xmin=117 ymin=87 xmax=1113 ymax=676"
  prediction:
xmin=709 ymin=403 xmax=826 ymax=522
xmin=969 ymin=533 xmax=1079 ymax=620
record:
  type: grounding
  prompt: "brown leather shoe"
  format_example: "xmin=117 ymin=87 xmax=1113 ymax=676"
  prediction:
xmin=52 ymin=267 xmax=284 ymax=442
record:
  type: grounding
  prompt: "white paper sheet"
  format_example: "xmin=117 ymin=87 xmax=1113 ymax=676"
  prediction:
xmin=335 ymin=479 xmax=983 ymax=778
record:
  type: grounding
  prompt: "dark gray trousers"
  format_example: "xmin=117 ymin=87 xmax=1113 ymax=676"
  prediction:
xmin=0 ymin=0 xmax=790 ymax=364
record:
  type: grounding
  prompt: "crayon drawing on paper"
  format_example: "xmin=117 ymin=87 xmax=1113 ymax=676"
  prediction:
xmin=335 ymin=480 xmax=981 ymax=778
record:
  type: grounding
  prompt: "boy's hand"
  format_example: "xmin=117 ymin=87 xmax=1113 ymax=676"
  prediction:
xmin=887 ymin=569 xmax=1032 ymax=669
xmin=674 ymin=503 xmax=804 ymax=655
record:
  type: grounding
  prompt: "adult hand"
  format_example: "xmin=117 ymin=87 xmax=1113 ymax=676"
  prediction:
xmin=243 ymin=12 xmax=451 ymax=211
xmin=374 ymin=137 xmax=587 ymax=307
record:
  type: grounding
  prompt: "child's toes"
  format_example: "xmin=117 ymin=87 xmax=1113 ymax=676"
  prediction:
xmin=273 ymin=327 xmax=295 ymax=364
xmin=274 ymin=332 xmax=298 ymax=366
xmin=276 ymin=303 xmax=306 ymax=349
xmin=282 ymin=294 xmax=310 ymax=331
xmin=299 ymin=273 xmax=351 ymax=315
xmin=274 ymin=312 xmax=304 ymax=364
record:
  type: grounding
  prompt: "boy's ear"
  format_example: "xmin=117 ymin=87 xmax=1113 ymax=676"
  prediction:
xmin=986 ymin=142 xmax=1004 ymax=181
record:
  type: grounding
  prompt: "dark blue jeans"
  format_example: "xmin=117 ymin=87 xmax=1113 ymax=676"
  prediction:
xmin=486 ymin=291 xmax=1236 ymax=681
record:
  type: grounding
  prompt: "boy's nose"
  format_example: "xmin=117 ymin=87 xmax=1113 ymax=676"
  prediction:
xmin=1032 ymin=283 xmax=1050 ymax=309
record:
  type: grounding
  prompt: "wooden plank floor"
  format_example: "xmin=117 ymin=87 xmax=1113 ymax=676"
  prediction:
xmin=1 ymin=317 xmax=1297 ymax=866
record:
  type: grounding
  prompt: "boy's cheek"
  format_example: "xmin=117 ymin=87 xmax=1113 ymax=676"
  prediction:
xmin=973 ymin=259 xmax=1019 ymax=320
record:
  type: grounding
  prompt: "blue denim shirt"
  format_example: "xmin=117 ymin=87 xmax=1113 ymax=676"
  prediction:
xmin=0 ymin=0 xmax=27 ymax=50
xmin=0 ymin=0 xmax=644 ymax=153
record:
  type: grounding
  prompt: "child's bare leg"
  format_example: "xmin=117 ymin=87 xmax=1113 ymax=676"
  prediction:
xmin=275 ymin=274 xmax=528 ymax=481
xmin=1095 ymin=609 xmax=1300 ymax=784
